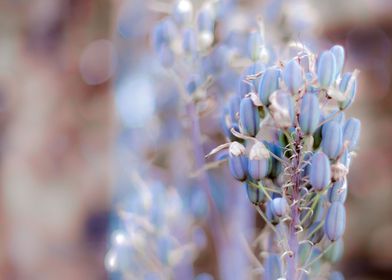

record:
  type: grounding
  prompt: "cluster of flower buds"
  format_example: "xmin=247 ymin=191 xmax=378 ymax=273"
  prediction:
xmin=105 ymin=180 xmax=207 ymax=279
xmin=212 ymin=41 xmax=361 ymax=279
xmin=152 ymin=0 xmax=219 ymax=70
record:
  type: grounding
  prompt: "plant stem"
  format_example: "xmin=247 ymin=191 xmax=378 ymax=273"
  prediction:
xmin=286 ymin=129 xmax=304 ymax=280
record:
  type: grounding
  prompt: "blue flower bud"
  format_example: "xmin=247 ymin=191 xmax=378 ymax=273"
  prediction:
xmin=338 ymin=72 xmax=357 ymax=110
xmin=271 ymin=197 xmax=289 ymax=217
xmin=245 ymin=182 xmax=265 ymax=205
xmin=263 ymin=141 xmax=283 ymax=179
xmin=322 ymin=121 xmax=343 ymax=160
xmin=152 ymin=19 xmax=177 ymax=52
xmin=325 ymin=202 xmax=346 ymax=242
xmin=248 ymin=31 xmax=263 ymax=61
xmin=157 ymin=235 xmax=173 ymax=265
xmin=326 ymin=109 xmax=346 ymax=125
xmin=325 ymin=238 xmax=344 ymax=263
xmin=343 ymin=118 xmax=361 ymax=151
xmin=264 ymin=254 xmax=282 ymax=280
xmin=308 ymin=221 xmax=325 ymax=244
xmin=283 ymin=58 xmax=304 ymax=94
xmin=172 ymin=0 xmax=193 ymax=26
xmin=158 ymin=44 xmax=175 ymax=68
xmin=197 ymin=8 xmax=215 ymax=33
xmin=269 ymin=91 xmax=295 ymax=129
xmin=248 ymin=142 xmax=271 ymax=180
xmin=182 ymin=28 xmax=197 ymax=54
xmin=329 ymin=271 xmax=345 ymax=280
xmin=197 ymin=9 xmax=215 ymax=49
xmin=299 ymin=93 xmax=321 ymax=135
xmin=317 ymin=50 xmax=337 ymax=88
xmin=309 ymin=152 xmax=331 ymax=191
xmin=228 ymin=95 xmax=241 ymax=124
xmin=330 ymin=45 xmax=345 ymax=78
xmin=328 ymin=180 xmax=347 ymax=203
xmin=266 ymin=201 xmax=279 ymax=225
xmin=228 ymin=142 xmax=248 ymax=181
xmin=245 ymin=62 xmax=265 ymax=90
xmin=339 ymin=149 xmax=351 ymax=168
xmin=258 ymin=68 xmax=281 ymax=105
xmin=240 ymin=97 xmax=260 ymax=136
xmin=238 ymin=78 xmax=252 ymax=98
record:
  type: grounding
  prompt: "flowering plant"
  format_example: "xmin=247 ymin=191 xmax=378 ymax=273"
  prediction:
xmin=209 ymin=41 xmax=360 ymax=279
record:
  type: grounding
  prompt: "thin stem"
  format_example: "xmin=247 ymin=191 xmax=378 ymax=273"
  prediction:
xmin=303 ymin=242 xmax=334 ymax=270
xmin=299 ymin=193 xmax=320 ymax=226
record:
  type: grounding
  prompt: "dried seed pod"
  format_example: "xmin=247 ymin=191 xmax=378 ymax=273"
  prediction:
xmin=271 ymin=197 xmax=289 ymax=217
xmin=264 ymin=254 xmax=282 ymax=280
xmin=322 ymin=121 xmax=343 ymax=160
xmin=338 ymin=72 xmax=357 ymax=110
xmin=330 ymin=45 xmax=345 ymax=78
xmin=245 ymin=182 xmax=265 ymax=205
xmin=328 ymin=180 xmax=348 ymax=203
xmin=317 ymin=50 xmax=337 ymax=88
xmin=240 ymin=97 xmax=260 ymax=136
xmin=258 ymin=68 xmax=281 ymax=105
xmin=283 ymin=58 xmax=304 ymax=94
xmin=269 ymin=91 xmax=295 ymax=129
xmin=299 ymin=93 xmax=321 ymax=135
xmin=308 ymin=221 xmax=325 ymax=244
xmin=325 ymin=202 xmax=346 ymax=242
xmin=248 ymin=142 xmax=271 ymax=180
xmin=343 ymin=118 xmax=361 ymax=151
xmin=324 ymin=238 xmax=344 ymax=263
xmin=228 ymin=142 xmax=248 ymax=181
xmin=309 ymin=152 xmax=331 ymax=191
xmin=329 ymin=271 xmax=345 ymax=280
xmin=331 ymin=162 xmax=349 ymax=182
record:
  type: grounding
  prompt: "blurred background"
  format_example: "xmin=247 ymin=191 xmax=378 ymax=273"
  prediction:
xmin=1 ymin=0 xmax=392 ymax=279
